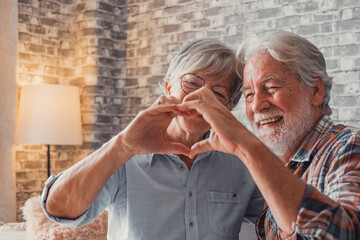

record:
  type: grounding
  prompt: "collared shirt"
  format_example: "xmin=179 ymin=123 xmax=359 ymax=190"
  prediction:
xmin=256 ymin=115 xmax=360 ymax=239
xmin=41 ymin=151 xmax=263 ymax=240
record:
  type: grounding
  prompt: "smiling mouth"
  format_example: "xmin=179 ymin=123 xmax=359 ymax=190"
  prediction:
xmin=259 ymin=117 xmax=282 ymax=125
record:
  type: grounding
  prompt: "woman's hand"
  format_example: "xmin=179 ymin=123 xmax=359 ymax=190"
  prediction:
xmin=119 ymin=95 xmax=191 ymax=157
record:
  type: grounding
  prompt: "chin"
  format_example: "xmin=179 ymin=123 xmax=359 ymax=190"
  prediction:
xmin=180 ymin=116 xmax=210 ymax=134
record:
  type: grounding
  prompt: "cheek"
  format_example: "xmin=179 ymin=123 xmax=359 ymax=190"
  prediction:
xmin=245 ymin=103 xmax=254 ymax=122
xmin=168 ymin=84 xmax=186 ymax=100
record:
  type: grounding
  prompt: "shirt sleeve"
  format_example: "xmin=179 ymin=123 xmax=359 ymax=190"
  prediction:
xmin=244 ymin=186 xmax=265 ymax=225
xmin=41 ymin=165 xmax=126 ymax=228
xmin=281 ymin=135 xmax=360 ymax=239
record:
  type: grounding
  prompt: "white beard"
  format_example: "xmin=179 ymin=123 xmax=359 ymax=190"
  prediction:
xmin=251 ymin=99 xmax=316 ymax=157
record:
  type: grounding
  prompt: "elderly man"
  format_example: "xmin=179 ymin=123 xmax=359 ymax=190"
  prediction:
xmin=180 ymin=31 xmax=360 ymax=239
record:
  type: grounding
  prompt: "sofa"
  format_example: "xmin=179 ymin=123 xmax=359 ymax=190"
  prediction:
xmin=0 ymin=196 xmax=257 ymax=240
xmin=0 ymin=196 xmax=108 ymax=240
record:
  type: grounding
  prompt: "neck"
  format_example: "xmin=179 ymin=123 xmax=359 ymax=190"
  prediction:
xmin=166 ymin=118 xmax=208 ymax=169
xmin=166 ymin=118 xmax=207 ymax=148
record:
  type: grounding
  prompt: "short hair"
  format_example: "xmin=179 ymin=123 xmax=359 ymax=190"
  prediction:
xmin=236 ymin=30 xmax=333 ymax=116
xmin=160 ymin=38 xmax=242 ymax=107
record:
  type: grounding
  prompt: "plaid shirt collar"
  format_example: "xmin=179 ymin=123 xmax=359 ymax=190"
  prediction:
xmin=290 ymin=115 xmax=334 ymax=164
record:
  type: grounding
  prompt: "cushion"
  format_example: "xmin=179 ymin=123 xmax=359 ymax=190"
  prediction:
xmin=22 ymin=196 xmax=108 ymax=240
xmin=0 ymin=221 xmax=26 ymax=240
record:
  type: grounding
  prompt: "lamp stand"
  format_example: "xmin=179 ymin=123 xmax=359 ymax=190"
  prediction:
xmin=47 ymin=144 xmax=51 ymax=177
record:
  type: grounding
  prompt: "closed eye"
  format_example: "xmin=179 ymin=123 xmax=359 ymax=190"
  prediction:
xmin=213 ymin=91 xmax=226 ymax=99
xmin=266 ymin=86 xmax=280 ymax=93
xmin=244 ymin=92 xmax=254 ymax=101
xmin=184 ymin=80 xmax=202 ymax=88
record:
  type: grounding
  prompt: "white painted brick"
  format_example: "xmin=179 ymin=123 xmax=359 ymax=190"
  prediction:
xmin=153 ymin=46 xmax=162 ymax=55
xmin=300 ymin=15 xmax=312 ymax=25
xmin=282 ymin=5 xmax=295 ymax=15
xmin=30 ymin=17 xmax=39 ymax=25
xmin=340 ymin=58 xmax=354 ymax=70
xmin=320 ymin=0 xmax=335 ymax=11
xmin=165 ymin=0 xmax=178 ymax=5
xmin=341 ymin=8 xmax=353 ymax=20
xmin=84 ymin=75 xmax=98 ymax=85
xmin=332 ymin=71 xmax=359 ymax=84
xmin=338 ymin=32 xmax=354 ymax=44
xmin=338 ymin=108 xmax=355 ymax=121
xmin=85 ymin=1 xmax=98 ymax=10
xmin=116 ymin=79 xmax=126 ymax=88
xmin=344 ymin=82 xmax=360 ymax=94
xmin=82 ymin=114 xmax=97 ymax=124
xmin=209 ymin=0 xmax=222 ymax=7
xmin=195 ymin=31 xmax=206 ymax=39
xmin=194 ymin=11 xmax=205 ymax=20
xmin=182 ymin=22 xmax=192 ymax=31
xmin=210 ymin=17 xmax=224 ymax=27
xmin=140 ymin=39 xmax=148 ymax=48
xmin=260 ymin=0 xmax=277 ymax=8
xmin=86 ymin=19 xmax=98 ymax=28
xmin=227 ymin=25 xmax=237 ymax=36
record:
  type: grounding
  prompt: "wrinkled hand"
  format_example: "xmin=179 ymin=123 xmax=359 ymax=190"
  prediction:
xmin=177 ymin=88 xmax=251 ymax=158
xmin=120 ymin=96 xmax=191 ymax=156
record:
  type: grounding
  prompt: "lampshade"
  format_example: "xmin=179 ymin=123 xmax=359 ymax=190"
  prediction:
xmin=16 ymin=84 xmax=83 ymax=145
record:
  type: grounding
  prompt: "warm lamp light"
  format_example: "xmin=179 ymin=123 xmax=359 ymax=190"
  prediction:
xmin=16 ymin=84 xmax=83 ymax=177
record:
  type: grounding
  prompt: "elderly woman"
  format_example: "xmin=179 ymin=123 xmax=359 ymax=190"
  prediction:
xmin=41 ymin=39 xmax=263 ymax=240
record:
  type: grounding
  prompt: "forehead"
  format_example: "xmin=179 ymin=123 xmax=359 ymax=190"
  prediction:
xmin=243 ymin=53 xmax=289 ymax=86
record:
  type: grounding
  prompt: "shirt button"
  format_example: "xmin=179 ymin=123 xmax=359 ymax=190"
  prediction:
xmin=189 ymin=221 xmax=194 ymax=227
xmin=189 ymin=191 xmax=193 ymax=197
xmin=179 ymin=165 xmax=185 ymax=170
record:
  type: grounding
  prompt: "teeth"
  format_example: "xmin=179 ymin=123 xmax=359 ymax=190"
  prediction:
xmin=260 ymin=117 xmax=281 ymax=125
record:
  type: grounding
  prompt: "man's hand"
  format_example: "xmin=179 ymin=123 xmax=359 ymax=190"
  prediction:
xmin=176 ymin=87 xmax=253 ymax=158
xmin=120 ymin=96 xmax=191 ymax=157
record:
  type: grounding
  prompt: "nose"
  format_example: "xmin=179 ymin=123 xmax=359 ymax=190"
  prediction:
xmin=251 ymin=92 xmax=270 ymax=113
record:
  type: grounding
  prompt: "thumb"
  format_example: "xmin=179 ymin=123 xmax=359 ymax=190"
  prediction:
xmin=189 ymin=139 xmax=214 ymax=159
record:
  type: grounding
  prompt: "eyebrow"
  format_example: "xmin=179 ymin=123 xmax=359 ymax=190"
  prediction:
xmin=240 ymin=75 xmax=279 ymax=92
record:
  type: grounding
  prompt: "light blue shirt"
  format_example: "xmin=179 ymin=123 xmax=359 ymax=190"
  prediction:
xmin=41 ymin=151 xmax=263 ymax=240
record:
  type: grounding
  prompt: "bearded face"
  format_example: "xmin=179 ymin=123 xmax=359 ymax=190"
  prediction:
xmin=242 ymin=53 xmax=321 ymax=159
xmin=250 ymin=96 xmax=316 ymax=157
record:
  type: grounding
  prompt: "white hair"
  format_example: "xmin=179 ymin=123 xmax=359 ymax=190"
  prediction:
xmin=236 ymin=30 xmax=333 ymax=115
xmin=160 ymin=39 xmax=243 ymax=107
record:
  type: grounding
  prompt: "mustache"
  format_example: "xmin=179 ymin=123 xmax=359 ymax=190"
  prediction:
xmin=253 ymin=107 xmax=284 ymax=123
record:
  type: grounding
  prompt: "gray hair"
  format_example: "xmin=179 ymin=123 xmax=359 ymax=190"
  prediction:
xmin=236 ymin=30 xmax=332 ymax=116
xmin=160 ymin=38 xmax=242 ymax=107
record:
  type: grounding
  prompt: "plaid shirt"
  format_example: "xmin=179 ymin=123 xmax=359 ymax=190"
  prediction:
xmin=256 ymin=115 xmax=360 ymax=239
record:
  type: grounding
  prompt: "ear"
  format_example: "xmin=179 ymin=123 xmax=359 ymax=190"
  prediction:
xmin=311 ymin=76 xmax=325 ymax=107
xmin=164 ymin=76 xmax=171 ymax=96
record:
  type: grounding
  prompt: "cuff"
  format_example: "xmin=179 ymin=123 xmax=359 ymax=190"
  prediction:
xmin=40 ymin=173 xmax=89 ymax=227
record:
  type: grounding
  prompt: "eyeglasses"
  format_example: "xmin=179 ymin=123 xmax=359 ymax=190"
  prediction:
xmin=180 ymin=73 xmax=233 ymax=108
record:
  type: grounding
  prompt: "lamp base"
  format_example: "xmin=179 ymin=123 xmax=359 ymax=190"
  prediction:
xmin=47 ymin=144 xmax=50 ymax=178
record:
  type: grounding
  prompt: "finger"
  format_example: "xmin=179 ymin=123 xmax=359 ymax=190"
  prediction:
xmin=168 ymin=96 xmax=181 ymax=104
xmin=182 ymin=87 xmax=217 ymax=103
xmin=176 ymin=100 xmax=200 ymax=111
xmin=147 ymin=104 xmax=178 ymax=114
xmin=189 ymin=139 xmax=214 ymax=159
xmin=153 ymin=95 xmax=180 ymax=106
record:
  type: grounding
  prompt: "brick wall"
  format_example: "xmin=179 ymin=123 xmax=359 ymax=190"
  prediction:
xmin=16 ymin=0 xmax=127 ymax=221
xmin=15 ymin=0 xmax=360 ymax=221
xmin=124 ymin=0 xmax=360 ymax=128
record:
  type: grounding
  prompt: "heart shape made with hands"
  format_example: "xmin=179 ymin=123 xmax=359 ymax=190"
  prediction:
xmin=127 ymin=88 xmax=237 ymax=158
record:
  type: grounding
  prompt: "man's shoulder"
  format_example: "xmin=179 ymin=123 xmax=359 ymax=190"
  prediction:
xmin=317 ymin=118 xmax=360 ymax=157
xmin=327 ymin=121 xmax=360 ymax=143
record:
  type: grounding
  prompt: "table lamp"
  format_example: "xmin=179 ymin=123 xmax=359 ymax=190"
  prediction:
xmin=15 ymin=84 xmax=83 ymax=177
